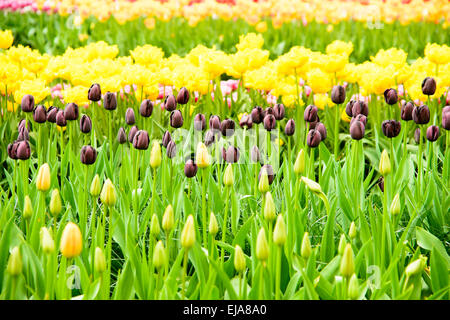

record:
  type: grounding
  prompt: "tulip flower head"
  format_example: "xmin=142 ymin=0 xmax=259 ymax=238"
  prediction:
xmin=100 ymin=178 xmax=117 ymax=207
xmin=181 ymin=215 xmax=196 ymax=249
xmin=36 ymin=163 xmax=51 ymax=192
xmin=60 ymin=222 xmax=82 ymax=259
xmin=234 ymin=245 xmax=246 ymax=273
xmin=150 ymin=141 xmax=162 ymax=168
xmin=196 ymin=142 xmax=210 ymax=169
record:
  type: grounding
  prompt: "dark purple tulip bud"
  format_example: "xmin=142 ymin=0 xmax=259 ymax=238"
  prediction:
xmin=164 ymin=95 xmax=177 ymax=112
xmin=263 ymin=107 xmax=274 ymax=118
xmin=128 ymin=126 xmax=139 ymax=143
xmin=426 ymin=125 xmax=439 ymax=142
xmin=176 ymin=87 xmax=190 ymax=105
xmin=132 ymin=130 xmax=150 ymax=150
xmin=315 ymin=122 xmax=327 ymax=141
xmin=222 ymin=146 xmax=240 ymax=163
xmin=103 ymin=92 xmax=117 ymax=111
xmin=125 ymin=108 xmax=135 ymax=125
xmin=80 ymin=114 xmax=92 ymax=133
xmin=117 ymin=127 xmax=127 ymax=144
xmin=352 ymin=100 xmax=369 ymax=117
xmin=306 ymin=129 xmax=322 ymax=148
xmin=64 ymin=102 xmax=79 ymax=121
xmin=139 ymin=99 xmax=153 ymax=117
xmin=378 ymin=176 xmax=384 ymax=193
xmin=205 ymin=130 xmax=216 ymax=147
xmin=88 ymin=83 xmax=102 ymax=102
xmin=384 ymin=88 xmax=398 ymax=105
xmin=350 ymin=114 xmax=367 ymax=127
xmin=194 ymin=113 xmax=206 ymax=131
xmin=184 ymin=159 xmax=198 ymax=178
xmin=331 ymin=85 xmax=346 ymax=104
xmin=17 ymin=126 xmax=29 ymax=141
xmin=170 ymin=110 xmax=183 ymax=128
xmin=258 ymin=164 xmax=274 ymax=185
xmin=273 ymin=104 xmax=285 ymax=120
xmin=209 ymin=115 xmax=221 ymax=132
xmin=345 ymin=100 xmax=355 ymax=117
xmin=304 ymin=105 xmax=318 ymax=122
xmin=7 ymin=142 xmax=18 ymax=160
xmin=162 ymin=131 xmax=172 ymax=148
xmin=220 ymin=119 xmax=235 ymax=137
xmin=400 ymin=101 xmax=414 ymax=121
xmin=422 ymin=77 xmax=436 ymax=96
xmin=56 ymin=110 xmax=67 ymax=127
xmin=251 ymin=106 xmax=264 ymax=124
xmin=414 ymin=128 xmax=422 ymax=144
xmin=412 ymin=105 xmax=430 ymax=125
xmin=239 ymin=114 xmax=253 ymax=129
xmin=46 ymin=106 xmax=58 ymax=123
xmin=350 ymin=120 xmax=365 ymax=140
xmin=80 ymin=145 xmax=97 ymax=165
xmin=33 ymin=105 xmax=47 ymax=123
xmin=285 ymin=119 xmax=295 ymax=136
xmin=166 ymin=140 xmax=176 ymax=158
xmin=381 ymin=120 xmax=401 ymax=138
xmin=309 ymin=117 xmax=319 ymax=130
xmin=18 ymin=119 xmax=30 ymax=131
xmin=251 ymin=145 xmax=261 ymax=163
xmin=441 ymin=106 xmax=450 ymax=130
xmin=16 ymin=140 xmax=31 ymax=160
xmin=263 ymin=114 xmax=276 ymax=131
xmin=21 ymin=94 xmax=34 ymax=113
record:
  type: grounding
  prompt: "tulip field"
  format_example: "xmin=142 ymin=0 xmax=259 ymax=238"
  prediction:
xmin=0 ymin=0 xmax=449 ymax=301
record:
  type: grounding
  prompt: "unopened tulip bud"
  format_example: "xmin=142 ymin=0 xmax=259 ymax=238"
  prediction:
xmin=349 ymin=222 xmax=357 ymax=239
xmin=150 ymin=141 xmax=162 ymax=168
xmin=307 ymin=129 xmax=322 ymax=147
xmin=209 ymin=212 xmax=219 ymax=236
xmin=442 ymin=107 xmax=450 ymax=130
xmin=94 ymin=247 xmax=106 ymax=273
xmin=80 ymin=145 xmax=97 ymax=165
xmin=352 ymin=101 xmax=369 ymax=117
xmin=405 ymin=256 xmax=426 ymax=277
xmin=17 ymin=126 xmax=29 ymax=141
xmin=204 ymin=129 xmax=216 ymax=147
xmin=264 ymin=191 xmax=276 ymax=222
xmin=153 ymin=240 xmax=167 ymax=270
xmin=56 ymin=110 xmax=66 ymax=127
xmin=128 ymin=125 xmax=139 ymax=143
xmin=340 ymin=243 xmax=354 ymax=278
xmin=139 ymin=99 xmax=153 ymax=117
xmin=301 ymin=176 xmax=323 ymax=195
xmin=220 ymin=119 xmax=235 ymax=136
xmin=348 ymin=274 xmax=359 ymax=300
xmin=345 ymin=100 xmax=355 ymax=117
xmin=23 ymin=195 xmax=33 ymax=219
xmin=47 ymin=106 xmax=59 ymax=123
xmin=33 ymin=105 xmax=47 ymax=123
xmin=258 ymin=168 xmax=270 ymax=194
xmin=304 ymin=105 xmax=318 ymax=122
xmin=234 ymin=245 xmax=246 ymax=273
xmin=7 ymin=246 xmax=22 ymax=277
xmin=256 ymin=228 xmax=269 ymax=262
xmin=133 ymin=130 xmax=150 ymax=150
xmin=170 ymin=110 xmax=183 ymax=128
xmin=162 ymin=205 xmax=174 ymax=233
xmin=414 ymin=128 xmax=422 ymax=144
xmin=40 ymin=227 xmax=55 ymax=254
xmin=60 ymin=222 xmax=82 ymax=259
xmin=100 ymin=178 xmax=117 ymax=206
xmin=196 ymin=142 xmax=210 ymax=169
xmin=117 ymin=127 xmax=127 ymax=144
xmin=331 ymin=85 xmax=346 ymax=104
xmin=88 ymin=83 xmax=102 ymax=102
xmin=21 ymin=94 xmax=34 ymax=113
xmin=209 ymin=115 xmax=221 ymax=131
xmin=103 ymin=92 xmax=117 ymax=110
xmin=36 ymin=163 xmax=51 ymax=192
xmin=379 ymin=149 xmax=391 ymax=176
xmin=177 ymin=87 xmax=190 ymax=105
xmin=184 ymin=159 xmax=198 ymax=178
xmin=150 ymin=214 xmax=161 ymax=237
xmin=381 ymin=120 xmax=401 ymax=138
xmin=421 ymin=77 xmax=436 ymax=96
xmin=263 ymin=114 xmax=276 ymax=131
xmin=49 ymin=189 xmax=62 ymax=217
xmin=16 ymin=140 xmax=30 ymax=160
xmin=222 ymin=146 xmax=239 ymax=163
xmin=301 ymin=232 xmax=312 ymax=259
xmin=338 ymin=234 xmax=346 ymax=255
xmin=294 ymin=149 xmax=305 ymax=175
xmin=239 ymin=113 xmax=253 ymax=129
xmin=426 ymin=125 xmax=439 ymax=142
xmin=401 ymin=101 xmax=414 ymax=121
xmin=166 ymin=140 xmax=176 ymax=159
xmin=378 ymin=176 xmax=385 ymax=193
xmin=251 ymin=106 xmax=264 ymax=124
xmin=350 ymin=120 xmax=365 ymax=140
xmin=250 ymin=146 xmax=261 ymax=163
xmin=412 ymin=105 xmax=430 ymax=125
xmin=181 ymin=215 xmax=195 ymax=249
xmin=273 ymin=214 xmax=286 ymax=246
xmin=285 ymin=119 xmax=295 ymax=136
xmin=162 ymin=131 xmax=172 ymax=148
xmin=90 ymin=174 xmax=101 ymax=197
xmin=316 ymin=122 xmax=327 ymax=141
xmin=7 ymin=142 xmax=18 ymax=160
xmin=390 ymin=193 xmax=400 ymax=216
xmin=164 ymin=95 xmax=177 ymax=112
xmin=384 ymin=88 xmax=398 ymax=105
xmin=350 ymin=114 xmax=367 ymax=127
xmin=80 ymin=114 xmax=92 ymax=133
xmin=64 ymin=102 xmax=79 ymax=121
xmin=125 ymin=108 xmax=135 ymax=125
xmin=194 ymin=113 xmax=206 ymax=131
xmin=223 ymin=164 xmax=234 ymax=187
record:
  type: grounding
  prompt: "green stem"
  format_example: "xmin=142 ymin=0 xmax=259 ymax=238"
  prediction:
xmin=221 ymin=186 xmax=230 ymax=263
xmin=201 ymin=168 xmax=207 ymax=248
xmin=275 ymin=245 xmax=282 ymax=300
xmin=334 ymin=104 xmax=340 ymax=160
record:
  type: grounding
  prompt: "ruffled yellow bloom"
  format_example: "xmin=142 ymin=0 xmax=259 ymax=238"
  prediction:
xmin=314 ymin=93 xmax=335 ymax=110
xmin=236 ymin=33 xmax=264 ymax=51
xmin=326 ymin=40 xmax=353 ymax=57
xmin=307 ymin=68 xmax=332 ymax=94
xmin=425 ymin=43 xmax=450 ymax=65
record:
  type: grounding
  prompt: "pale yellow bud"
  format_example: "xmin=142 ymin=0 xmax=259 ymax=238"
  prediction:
xmin=273 ymin=214 xmax=286 ymax=246
xmin=94 ymin=247 xmax=106 ymax=273
xmin=162 ymin=204 xmax=174 ymax=232
xmin=234 ymin=245 xmax=246 ymax=273
xmin=208 ymin=212 xmax=219 ymax=236
xmin=153 ymin=240 xmax=167 ymax=270
xmin=256 ymin=228 xmax=269 ymax=262
xmin=100 ymin=178 xmax=117 ymax=206
xmin=379 ymin=149 xmax=391 ymax=176
xmin=294 ymin=149 xmax=305 ymax=175
xmin=196 ymin=142 xmax=210 ymax=169
xmin=301 ymin=232 xmax=312 ymax=259
xmin=49 ymin=189 xmax=62 ymax=217
xmin=150 ymin=141 xmax=162 ymax=169
xmin=90 ymin=174 xmax=101 ymax=197
xmin=390 ymin=193 xmax=400 ymax=216
xmin=36 ymin=163 xmax=51 ymax=192
xmin=340 ymin=244 xmax=354 ymax=278
xmin=263 ymin=191 xmax=276 ymax=222
xmin=223 ymin=164 xmax=234 ymax=186
xmin=181 ymin=215 xmax=196 ymax=249
xmin=23 ymin=195 xmax=33 ymax=219
xmin=40 ymin=227 xmax=55 ymax=254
